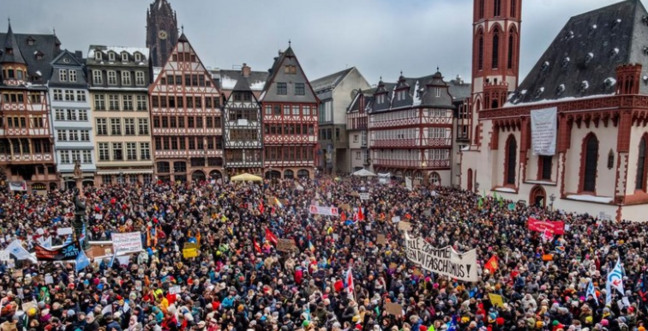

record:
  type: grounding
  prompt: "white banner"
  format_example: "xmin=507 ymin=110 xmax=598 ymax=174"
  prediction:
xmin=8 ymin=181 xmax=27 ymax=191
xmin=309 ymin=205 xmax=339 ymax=217
xmin=378 ymin=173 xmax=390 ymax=185
xmin=405 ymin=177 xmax=413 ymax=191
xmin=57 ymin=228 xmax=73 ymax=236
xmin=111 ymin=232 xmax=143 ymax=255
xmin=531 ymin=107 xmax=557 ymax=156
xmin=359 ymin=193 xmax=370 ymax=201
xmin=404 ymin=232 xmax=478 ymax=282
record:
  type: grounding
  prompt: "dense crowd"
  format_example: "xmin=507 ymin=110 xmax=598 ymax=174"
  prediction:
xmin=0 ymin=174 xmax=646 ymax=331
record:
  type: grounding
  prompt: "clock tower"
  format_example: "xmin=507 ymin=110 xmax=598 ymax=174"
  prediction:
xmin=146 ymin=0 xmax=178 ymax=67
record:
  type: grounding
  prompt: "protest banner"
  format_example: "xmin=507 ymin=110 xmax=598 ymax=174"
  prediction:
xmin=397 ymin=221 xmax=412 ymax=231
xmin=45 ymin=274 xmax=54 ymax=284
xmin=169 ymin=285 xmax=181 ymax=294
xmin=309 ymin=205 xmax=339 ymax=217
xmin=391 ymin=216 xmax=401 ymax=223
xmin=488 ymin=293 xmax=504 ymax=308
xmin=376 ymin=234 xmax=386 ymax=245
xmin=385 ymin=302 xmax=403 ymax=316
xmin=112 ymin=232 xmax=143 ymax=255
xmin=359 ymin=193 xmax=370 ymax=201
xmin=182 ymin=242 xmax=200 ymax=258
xmin=276 ymin=239 xmax=298 ymax=252
xmin=0 ymin=250 xmax=9 ymax=261
xmin=404 ymin=232 xmax=478 ymax=282
xmin=35 ymin=242 xmax=81 ymax=261
xmin=527 ymin=217 xmax=565 ymax=235
xmin=56 ymin=227 xmax=73 ymax=236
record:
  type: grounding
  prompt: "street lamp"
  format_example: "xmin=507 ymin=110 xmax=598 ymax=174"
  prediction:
xmin=550 ymin=193 xmax=556 ymax=210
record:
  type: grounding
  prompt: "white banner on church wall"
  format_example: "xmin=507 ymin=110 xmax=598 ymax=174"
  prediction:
xmin=531 ymin=107 xmax=557 ymax=156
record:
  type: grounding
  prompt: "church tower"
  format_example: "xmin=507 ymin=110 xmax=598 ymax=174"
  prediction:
xmin=146 ymin=0 xmax=179 ymax=67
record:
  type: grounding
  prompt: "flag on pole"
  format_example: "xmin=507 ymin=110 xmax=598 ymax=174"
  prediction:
xmin=356 ymin=207 xmax=364 ymax=221
xmin=253 ymin=239 xmax=262 ymax=253
xmin=108 ymin=250 xmax=117 ymax=269
xmin=75 ymin=251 xmax=90 ymax=272
xmin=5 ymin=240 xmax=32 ymax=260
xmin=79 ymin=223 xmax=87 ymax=246
xmin=63 ymin=235 xmax=72 ymax=245
xmin=606 ymin=257 xmax=624 ymax=304
xmin=259 ymin=201 xmax=264 ymax=213
xmin=308 ymin=241 xmax=315 ymax=253
xmin=265 ymin=228 xmax=278 ymax=245
xmin=484 ymin=255 xmax=498 ymax=274
xmin=586 ymin=280 xmax=598 ymax=305
xmin=275 ymin=197 xmax=283 ymax=209
xmin=346 ymin=267 xmax=355 ymax=301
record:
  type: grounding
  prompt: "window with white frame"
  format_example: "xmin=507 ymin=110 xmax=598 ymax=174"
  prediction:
xmin=80 ymin=130 xmax=90 ymax=141
xmin=83 ymin=150 xmax=92 ymax=164
xmin=94 ymin=95 xmax=105 ymax=110
xmin=122 ymin=95 xmax=133 ymax=110
xmin=96 ymin=118 xmax=108 ymax=135
xmin=92 ymin=70 xmax=102 ymax=84
xmin=107 ymin=71 xmax=117 ymax=85
xmin=60 ymin=150 xmax=70 ymax=164
xmin=429 ymin=127 xmax=445 ymax=139
xmin=69 ymin=70 xmax=77 ymax=82
xmin=136 ymin=95 xmax=147 ymax=111
xmin=121 ymin=52 xmax=129 ymax=62
xmin=78 ymin=110 xmax=88 ymax=121
xmin=94 ymin=51 xmax=102 ymax=61
xmin=134 ymin=53 xmax=141 ymax=62
xmin=140 ymin=142 xmax=150 ymax=160
xmin=98 ymin=143 xmax=109 ymax=161
xmin=65 ymin=90 xmax=74 ymax=101
xmin=264 ymin=105 xmax=271 ymax=115
xmin=124 ymin=118 xmax=136 ymax=135
xmin=135 ymin=72 xmax=145 ymax=86
xmin=292 ymin=105 xmax=299 ymax=115
xmin=126 ymin=142 xmax=137 ymax=160
xmin=55 ymin=109 xmax=65 ymax=121
xmin=138 ymin=118 xmax=149 ymax=135
xmin=303 ymin=105 xmax=310 ymax=116
xmin=112 ymin=142 xmax=123 ymax=160
xmin=66 ymin=109 xmax=77 ymax=121
xmin=71 ymin=150 xmax=81 ymax=162
xmin=76 ymin=90 xmax=86 ymax=102
xmin=108 ymin=95 xmax=119 ymax=110
xmin=53 ymin=89 xmax=63 ymax=101
xmin=108 ymin=52 xmax=116 ymax=61
xmin=110 ymin=118 xmax=122 ymax=135
xmin=57 ymin=130 xmax=67 ymax=141
xmin=59 ymin=69 xmax=67 ymax=82
xmin=356 ymin=151 xmax=361 ymax=160
xmin=69 ymin=130 xmax=79 ymax=141
xmin=121 ymin=71 xmax=131 ymax=85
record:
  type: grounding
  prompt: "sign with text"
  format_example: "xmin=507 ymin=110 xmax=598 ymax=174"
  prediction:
xmin=309 ymin=205 xmax=339 ymax=217
xmin=397 ymin=221 xmax=412 ymax=231
xmin=359 ymin=193 xmax=370 ymax=201
xmin=385 ymin=302 xmax=403 ymax=316
xmin=531 ymin=107 xmax=557 ymax=156
xmin=56 ymin=227 xmax=73 ymax=236
xmin=112 ymin=232 xmax=143 ymax=255
xmin=528 ymin=217 xmax=565 ymax=235
xmin=404 ymin=232 xmax=478 ymax=282
xmin=276 ymin=239 xmax=298 ymax=252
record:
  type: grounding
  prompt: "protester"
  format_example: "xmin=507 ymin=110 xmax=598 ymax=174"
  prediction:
xmin=0 ymin=171 xmax=646 ymax=331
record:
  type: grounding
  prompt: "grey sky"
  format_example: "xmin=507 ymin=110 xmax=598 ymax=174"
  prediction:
xmin=1 ymin=0 xmax=627 ymax=85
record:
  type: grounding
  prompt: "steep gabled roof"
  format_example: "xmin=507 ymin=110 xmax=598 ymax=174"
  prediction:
xmin=310 ymin=67 xmax=355 ymax=92
xmin=50 ymin=49 xmax=83 ymax=67
xmin=0 ymin=26 xmax=62 ymax=84
xmin=0 ymin=22 xmax=25 ymax=65
xmin=260 ymin=45 xmax=318 ymax=103
xmin=219 ymin=69 xmax=268 ymax=91
xmin=347 ymin=87 xmax=377 ymax=113
xmin=510 ymin=0 xmax=646 ymax=105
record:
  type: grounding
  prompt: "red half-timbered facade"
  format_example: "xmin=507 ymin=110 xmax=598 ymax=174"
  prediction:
xmin=347 ymin=88 xmax=373 ymax=172
xmin=0 ymin=22 xmax=60 ymax=191
xmin=369 ymin=72 xmax=469 ymax=186
xmin=149 ymin=33 xmax=223 ymax=182
xmin=460 ymin=0 xmax=648 ymax=221
xmin=260 ymin=46 xmax=319 ymax=179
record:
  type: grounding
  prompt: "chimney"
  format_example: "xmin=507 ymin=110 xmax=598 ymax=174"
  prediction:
xmin=75 ymin=51 xmax=83 ymax=61
xmin=242 ymin=63 xmax=251 ymax=78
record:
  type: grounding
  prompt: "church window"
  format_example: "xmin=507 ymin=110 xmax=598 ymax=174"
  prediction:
xmin=505 ymin=135 xmax=517 ymax=185
xmin=582 ymin=133 xmax=599 ymax=192
xmin=607 ymin=150 xmax=614 ymax=169
xmin=478 ymin=0 xmax=484 ymax=19
xmin=492 ymin=28 xmax=500 ymax=69
xmin=636 ymin=137 xmax=647 ymax=191
xmin=494 ymin=0 xmax=501 ymax=16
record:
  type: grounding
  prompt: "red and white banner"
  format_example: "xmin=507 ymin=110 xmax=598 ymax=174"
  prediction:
xmin=309 ymin=205 xmax=339 ymax=217
xmin=528 ymin=217 xmax=565 ymax=235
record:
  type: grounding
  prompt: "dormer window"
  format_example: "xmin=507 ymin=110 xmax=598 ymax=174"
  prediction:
xmin=108 ymin=52 xmax=116 ymax=61
xmin=377 ymin=94 xmax=386 ymax=104
xmin=435 ymin=88 xmax=441 ymax=97
xmin=561 ymin=57 xmax=570 ymax=68
xmin=121 ymin=52 xmax=129 ymax=62
xmin=556 ymin=84 xmax=565 ymax=95
xmin=27 ymin=36 xmax=35 ymax=46
xmin=134 ymin=53 xmax=142 ymax=62
xmin=533 ymin=87 xmax=545 ymax=99
xmin=95 ymin=51 xmax=102 ymax=61
xmin=609 ymin=48 xmax=619 ymax=58
xmin=35 ymin=51 xmax=44 ymax=61
xmin=541 ymin=61 xmax=550 ymax=72
xmin=585 ymin=52 xmax=594 ymax=64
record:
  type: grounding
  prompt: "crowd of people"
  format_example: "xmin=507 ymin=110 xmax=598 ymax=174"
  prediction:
xmin=0 ymin=173 xmax=646 ymax=331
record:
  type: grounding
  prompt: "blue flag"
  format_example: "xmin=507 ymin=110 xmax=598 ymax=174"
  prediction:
xmin=586 ymin=281 xmax=598 ymax=305
xmin=108 ymin=250 xmax=117 ymax=269
xmin=76 ymin=251 xmax=90 ymax=272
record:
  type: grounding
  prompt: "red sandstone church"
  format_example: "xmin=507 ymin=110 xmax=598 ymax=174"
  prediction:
xmin=460 ymin=0 xmax=648 ymax=221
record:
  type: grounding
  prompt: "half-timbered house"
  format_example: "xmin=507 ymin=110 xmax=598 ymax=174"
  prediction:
xmin=149 ymin=33 xmax=223 ymax=182
xmin=260 ymin=46 xmax=319 ymax=179
xmin=347 ymin=88 xmax=376 ymax=172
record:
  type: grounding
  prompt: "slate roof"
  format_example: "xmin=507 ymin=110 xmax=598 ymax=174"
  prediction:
xmin=347 ymin=87 xmax=378 ymax=114
xmin=310 ymin=67 xmax=355 ymax=92
xmin=369 ymin=71 xmax=471 ymax=113
xmin=509 ymin=0 xmax=648 ymax=105
xmin=0 ymin=25 xmax=62 ymax=85
xmin=259 ymin=46 xmax=318 ymax=103
xmin=0 ymin=23 xmax=25 ymax=65
xmin=218 ymin=69 xmax=268 ymax=91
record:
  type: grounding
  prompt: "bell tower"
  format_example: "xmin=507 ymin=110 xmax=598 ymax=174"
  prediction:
xmin=146 ymin=0 xmax=179 ymax=67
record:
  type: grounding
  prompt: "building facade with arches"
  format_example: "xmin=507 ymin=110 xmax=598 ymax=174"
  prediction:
xmin=460 ymin=0 xmax=648 ymax=221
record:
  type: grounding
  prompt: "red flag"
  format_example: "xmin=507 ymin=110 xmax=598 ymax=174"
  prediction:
xmin=265 ymin=228 xmax=278 ymax=245
xmin=484 ymin=255 xmax=499 ymax=274
xmin=346 ymin=267 xmax=355 ymax=301
xmin=357 ymin=207 xmax=364 ymax=221
xmin=259 ymin=201 xmax=264 ymax=213
xmin=340 ymin=212 xmax=346 ymax=222
xmin=253 ymin=239 xmax=262 ymax=253
xmin=527 ymin=217 xmax=565 ymax=235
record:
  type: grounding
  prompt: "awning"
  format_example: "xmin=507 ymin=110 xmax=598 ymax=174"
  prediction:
xmin=96 ymin=169 xmax=153 ymax=175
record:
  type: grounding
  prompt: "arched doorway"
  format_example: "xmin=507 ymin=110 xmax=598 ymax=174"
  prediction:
xmin=529 ymin=185 xmax=546 ymax=208
xmin=284 ymin=169 xmax=294 ymax=179
xmin=429 ymin=172 xmax=441 ymax=186
xmin=467 ymin=168 xmax=473 ymax=192
xmin=265 ymin=170 xmax=281 ymax=180
xmin=192 ymin=170 xmax=206 ymax=182
xmin=297 ymin=169 xmax=310 ymax=179
xmin=209 ymin=170 xmax=222 ymax=179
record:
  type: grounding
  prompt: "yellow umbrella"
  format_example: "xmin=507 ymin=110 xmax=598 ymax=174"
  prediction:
xmin=230 ymin=173 xmax=263 ymax=182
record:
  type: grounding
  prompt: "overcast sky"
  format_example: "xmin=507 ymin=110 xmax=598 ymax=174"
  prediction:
xmin=1 ymin=0 xmax=628 ymax=85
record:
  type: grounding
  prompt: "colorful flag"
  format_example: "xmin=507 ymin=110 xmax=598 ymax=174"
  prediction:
xmin=477 ymin=197 xmax=483 ymax=209
xmin=5 ymin=240 xmax=32 ymax=260
xmin=259 ymin=201 xmax=264 ymax=213
xmin=586 ymin=280 xmax=598 ymax=305
xmin=275 ymin=197 xmax=283 ymax=208
xmin=308 ymin=241 xmax=315 ymax=253
xmin=484 ymin=255 xmax=498 ymax=274
xmin=357 ymin=207 xmax=364 ymax=221
xmin=108 ymin=250 xmax=117 ymax=269
xmin=542 ymin=228 xmax=553 ymax=243
xmin=265 ymin=228 xmax=278 ymax=245
xmin=346 ymin=267 xmax=355 ymax=301
xmin=606 ymin=257 xmax=624 ymax=304
xmin=253 ymin=239 xmax=262 ymax=253
xmin=75 ymin=251 xmax=90 ymax=272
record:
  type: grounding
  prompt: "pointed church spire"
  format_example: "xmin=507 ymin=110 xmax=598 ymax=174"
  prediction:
xmin=1 ymin=19 xmax=25 ymax=64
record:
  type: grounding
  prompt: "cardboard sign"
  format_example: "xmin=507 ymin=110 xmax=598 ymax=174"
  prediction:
xmin=169 ymin=285 xmax=181 ymax=294
xmin=488 ymin=293 xmax=504 ymax=308
xmin=391 ymin=216 xmax=401 ymax=223
xmin=376 ymin=234 xmax=386 ymax=245
xmin=57 ymin=227 xmax=73 ymax=236
xmin=276 ymin=239 xmax=297 ymax=253
xmin=398 ymin=221 xmax=412 ymax=231
xmin=21 ymin=300 xmax=37 ymax=312
xmin=182 ymin=248 xmax=199 ymax=258
xmin=45 ymin=274 xmax=53 ymax=284
xmin=339 ymin=204 xmax=351 ymax=212
xmin=385 ymin=302 xmax=403 ymax=316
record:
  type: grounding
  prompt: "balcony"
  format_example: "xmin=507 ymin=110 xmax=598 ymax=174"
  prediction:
xmin=372 ymin=159 xmax=450 ymax=169
xmin=0 ymin=153 xmax=54 ymax=164
xmin=423 ymin=138 xmax=452 ymax=147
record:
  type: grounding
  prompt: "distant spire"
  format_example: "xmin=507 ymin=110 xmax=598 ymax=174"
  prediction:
xmin=400 ymin=70 xmax=403 ymax=76
xmin=288 ymin=39 xmax=291 ymax=47
xmin=53 ymin=27 xmax=56 ymax=36
xmin=181 ymin=24 xmax=184 ymax=34
xmin=437 ymin=65 xmax=440 ymax=72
